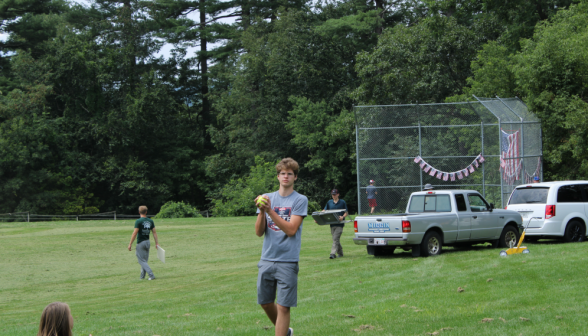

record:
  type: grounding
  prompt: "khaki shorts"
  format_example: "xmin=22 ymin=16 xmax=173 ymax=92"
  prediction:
xmin=257 ymin=260 xmax=299 ymax=307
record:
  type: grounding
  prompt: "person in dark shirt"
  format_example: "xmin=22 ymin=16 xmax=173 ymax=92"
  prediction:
xmin=128 ymin=206 xmax=160 ymax=280
xmin=366 ymin=180 xmax=377 ymax=214
xmin=323 ymin=189 xmax=348 ymax=259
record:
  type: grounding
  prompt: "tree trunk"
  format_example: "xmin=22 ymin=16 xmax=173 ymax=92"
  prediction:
xmin=199 ymin=0 xmax=210 ymax=130
xmin=375 ymin=0 xmax=384 ymax=34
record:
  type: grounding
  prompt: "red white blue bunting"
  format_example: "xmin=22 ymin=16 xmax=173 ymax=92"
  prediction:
xmin=414 ymin=154 xmax=485 ymax=181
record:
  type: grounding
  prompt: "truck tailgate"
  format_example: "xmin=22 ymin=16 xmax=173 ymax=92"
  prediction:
xmin=356 ymin=216 xmax=404 ymax=237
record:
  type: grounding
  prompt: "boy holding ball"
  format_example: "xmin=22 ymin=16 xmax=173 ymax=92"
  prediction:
xmin=254 ymin=158 xmax=308 ymax=336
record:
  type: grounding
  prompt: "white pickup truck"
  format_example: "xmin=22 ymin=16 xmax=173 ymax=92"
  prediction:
xmin=353 ymin=190 xmax=524 ymax=257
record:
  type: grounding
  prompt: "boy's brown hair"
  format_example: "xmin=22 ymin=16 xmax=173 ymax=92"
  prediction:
xmin=138 ymin=206 xmax=148 ymax=215
xmin=276 ymin=158 xmax=299 ymax=176
xmin=37 ymin=302 xmax=72 ymax=336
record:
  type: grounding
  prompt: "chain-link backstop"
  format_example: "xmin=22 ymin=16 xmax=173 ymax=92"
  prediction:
xmin=355 ymin=97 xmax=542 ymax=215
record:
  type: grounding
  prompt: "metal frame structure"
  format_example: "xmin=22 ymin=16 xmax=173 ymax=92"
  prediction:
xmin=355 ymin=97 xmax=542 ymax=215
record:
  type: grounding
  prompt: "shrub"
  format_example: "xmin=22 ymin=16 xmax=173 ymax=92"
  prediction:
xmin=155 ymin=201 xmax=202 ymax=219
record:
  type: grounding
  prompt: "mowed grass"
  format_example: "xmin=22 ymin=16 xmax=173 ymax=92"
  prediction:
xmin=1 ymin=217 xmax=587 ymax=336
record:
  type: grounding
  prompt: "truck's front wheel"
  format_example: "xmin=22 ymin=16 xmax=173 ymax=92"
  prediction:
xmin=498 ymin=226 xmax=520 ymax=248
xmin=420 ymin=231 xmax=442 ymax=256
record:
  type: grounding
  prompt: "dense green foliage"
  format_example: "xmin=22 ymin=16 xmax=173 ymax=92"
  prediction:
xmin=455 ymin=0 xmax=588 ymax=180
xmin=0 ymin=0 xmax=585 ymax=215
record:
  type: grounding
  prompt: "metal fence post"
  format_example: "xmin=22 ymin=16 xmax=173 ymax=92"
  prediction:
xmin=499 ymin=118 xmax=504 ymax=207
xmin=354 ymin=106 xmax=361 ymax=215
xmin=481 ymin=121 xmax=485 ymax=197
xmin=114 ymin=211 xmax=117 ymax=221
xmin=418 ymin=121 xmax=423 ymax=190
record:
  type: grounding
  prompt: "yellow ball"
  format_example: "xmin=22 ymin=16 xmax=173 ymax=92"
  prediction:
xmin=257 ymin=197 xmax=268 ymax=206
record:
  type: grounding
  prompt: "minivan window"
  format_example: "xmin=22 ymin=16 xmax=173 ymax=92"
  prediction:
xmin=509 ymin=187 xmax=549 ymax=204
xmin=578 ymin=185 xmax=588 ymax=202
xmin=454 ymin=194 xmax=468 ymax=211
xmin=557 ymin=185 xmax=584 ymax=203
xmin=409 ymin=195 xmax=452 ymax=212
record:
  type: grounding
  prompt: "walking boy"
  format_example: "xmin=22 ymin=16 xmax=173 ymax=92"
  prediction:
xmin=323 ymin=189 xmax=348 ymax=259
xmin=128 ymin=206 xmax=160 ymax=280
xmin=366 ymin=180 xmax=378 ymax=214
xmin=255 ymin=158 xmax=308 ymax=336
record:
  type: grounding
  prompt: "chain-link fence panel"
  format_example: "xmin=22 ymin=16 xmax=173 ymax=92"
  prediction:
xmin=355 ymin=97 xmax=542 ymax=214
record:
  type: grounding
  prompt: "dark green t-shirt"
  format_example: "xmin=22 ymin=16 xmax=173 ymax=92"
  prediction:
xmin=135 ymin=217 xmax=155 ymax=244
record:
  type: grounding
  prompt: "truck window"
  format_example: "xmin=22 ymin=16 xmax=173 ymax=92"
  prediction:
xmin=557 ymin=185 xmax=583 ymax=203
xmin=436 ymin=195 xmax=451 ymax=212
xmin=454 ymin=194 xmax=467 ymax=211
xmin=509 ymin=187 xmax=549 ymax=204
xmin=409 ymin=196 xmax=425 ymax=212
xmin=408 ymin=195 xmax=451 ymax=212
xmin=467 ymin=194 xmax=489 ymax=212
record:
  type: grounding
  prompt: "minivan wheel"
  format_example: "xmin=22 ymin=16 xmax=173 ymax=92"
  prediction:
xmin=564 ymin=220 xmax=586 ymax=242
xmin=498 ymin=226 xmax=520 ymax=248
xmin=420 ymin=231 xmax=442 ymax=256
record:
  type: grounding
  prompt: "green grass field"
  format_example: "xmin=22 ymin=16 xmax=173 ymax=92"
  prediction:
xmin=1 ymin=217 xmax=586 ymax=335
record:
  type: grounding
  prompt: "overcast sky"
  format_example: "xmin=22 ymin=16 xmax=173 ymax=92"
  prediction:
xmin=0 ymin=0 xmax=236 ymax=59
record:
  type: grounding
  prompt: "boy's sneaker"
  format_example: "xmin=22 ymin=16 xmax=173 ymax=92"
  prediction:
xmin=148 ymin=276 xmax=156 ymax=280
xmin=287 ymin=327 xmax=293 ymax=336
xmin=329 ymin=254 xmax=336 ymax=259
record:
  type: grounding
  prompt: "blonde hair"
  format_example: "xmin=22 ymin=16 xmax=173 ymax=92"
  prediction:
xmin=38 ymin=302 xmax=72 ymax=336
xmin=276 ymin=158 xmax=299 ymax=176
xmin=138 ymin=206 xmax=148 ymax=215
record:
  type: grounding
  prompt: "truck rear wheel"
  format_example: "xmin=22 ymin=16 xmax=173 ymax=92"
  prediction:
xmin=420 ymin=231 xmax=442 ymax=256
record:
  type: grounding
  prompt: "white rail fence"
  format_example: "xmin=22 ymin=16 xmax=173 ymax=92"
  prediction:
xmin=0 ymin=210 xmax=209 ymax=222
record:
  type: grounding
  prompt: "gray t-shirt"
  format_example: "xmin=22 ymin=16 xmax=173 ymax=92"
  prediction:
xmin=367 ymin=185 xmax=377 ymax=199
xmin=257 ymin=190 xmax=308 ymax=262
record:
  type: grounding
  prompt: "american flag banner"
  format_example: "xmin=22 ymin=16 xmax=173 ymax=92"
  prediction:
xmin=414 ymin=153 xmax=484 ymax=181
xmin=501 ymin=129 xmax=521 ymax=184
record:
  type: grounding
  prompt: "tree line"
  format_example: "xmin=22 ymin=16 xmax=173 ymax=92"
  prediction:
xmin=0 ymin=0 xmax=586 ymax=216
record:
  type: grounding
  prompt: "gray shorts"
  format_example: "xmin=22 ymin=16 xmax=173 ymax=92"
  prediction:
xmin=257 ymin=260 xmax=299 ymax=307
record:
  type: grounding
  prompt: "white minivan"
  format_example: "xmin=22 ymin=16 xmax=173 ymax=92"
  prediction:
xmin=506 ymin=181 xmax=588 ymax=242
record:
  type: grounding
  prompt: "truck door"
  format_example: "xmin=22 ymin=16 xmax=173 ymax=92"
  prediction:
xmin=467 ymin=193 xmax=496 ymax=240
xmin=454 ymin=193 xmax=471 ymax=241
